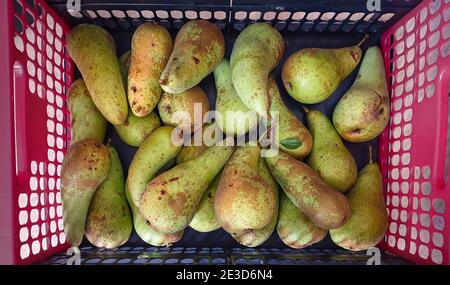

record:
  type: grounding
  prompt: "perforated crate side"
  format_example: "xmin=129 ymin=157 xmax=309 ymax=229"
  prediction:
xmin=0 ymin=0 xmax=73 ymax=264
xmin=379 ymin=0 xmax=450 ymax=265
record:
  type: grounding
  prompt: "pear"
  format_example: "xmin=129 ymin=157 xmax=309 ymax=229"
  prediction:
xmin=333 ymin=46 xmax=390 ymax=142
xmin=189 ymin=171 xmax=222 ymax=233
xmin=305 ymin=108 xmax=357 ymax=193
xmin=267 ymin=77 xmax=312 ymax=160
xmin=125 ymin=181 xmax=184 ymax=246
xmin=160 ymin=20 xmax=225 ymax=94
xmin=127 ymin=126 xmax=182 ymax=208
xmin=330 ymin=147 xmax=389 ymax=251
xmin=175 ymin=125 xmax=222 ymax=233
xmin=140 ymin=141 xmax=234 ymax=233
xmin=116 ymin=50 xmax=163 ymax=147
xmin=68 ymin=79 xmax=107 ymax=144
xmin=158 ymin=86 xmax=210 ymax=133
xmin=128 ymin=23 xmax=172 ymax=117
xmin=119 ymin=51 xmax=131 ymax=87
xmin=282 ymin=35 xmax=368 ymax=104
xmin=277 ymin=192 xmax=327 ymax=249
xmin=232 ymin=159 xmax=279 ymax=247
xmin=265 ymin=151 xmax=351 ymax=230
xmin=215 ymin=145 xmax=278 ymax=235
xmin=115 ymin=112 xmax=161 ymax=147
xmin=214 ymin=59 xmax=259 ymax=136
xmin=230 ymin=23 xmax=285 ymax=117
xmin=85 ymin=146 xmax=132 ymax=249
xmin=61 ymin=139 xmax=111 ymax=247
xmin=67 ymin=24 xmax=128 ymax=125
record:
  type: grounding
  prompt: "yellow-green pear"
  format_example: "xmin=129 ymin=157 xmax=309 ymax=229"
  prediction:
xmin=330 ymin=147 xmax=388 ymax=251
xmin=68 ymin=79 xmax=107 ymax=144
xmin=214 ymin=59 xmax=259 ymax=136
xmin=67 ymin=24 xmax=128 ymax=125
xmin=230 ymin=23 xmax=285 ymax=117
xmin=61 ymin=140 xmax=111 ymax=247
xmin=140 ymin=140 xmax=234 ymax=233
xmin=277 ymin=192 xmax=327 ymax=249
xmin=265 ymin=151 xmax=351 ymax=230
xmin=282 ymin=35 xmax=368 ymax=104
xmin=115 ymin=112 xmax=161 ymax=147
xmin=215 ymin=145 xmax=278 ymax=235
xmin=306 ymin=108 xmax=357 ymax=193
xmin=160 ymin=20 xmax=225 ymax=94
xmin=332 ymin=46 xmax=390 ymax=142
xmin=232 ymin=159 xmax=279 ymax=247
xmin=85 ymin=146 xmax=132 ymax=248
xmin=125 ymin=182 xmax=184 ymax=246
xmin=268 ymin=77 xmax=312 ymax=160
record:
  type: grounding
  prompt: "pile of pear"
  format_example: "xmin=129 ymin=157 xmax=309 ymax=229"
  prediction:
xmin=60 ymin=20 xmax=390 ymax=252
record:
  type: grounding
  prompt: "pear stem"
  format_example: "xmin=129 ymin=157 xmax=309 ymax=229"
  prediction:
xmin=357 ymin=34 xmax=370 ymax=48
xmin=302 ymin=106 xmax=310 ymax=114
xmin=368 ymin=145 xmax=373 ymax=164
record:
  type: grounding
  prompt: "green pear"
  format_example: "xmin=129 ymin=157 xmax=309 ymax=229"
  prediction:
xmin=128 ymin=23 xmax=172 ymax=117
xmin=140 ymin=141 xmax=234 ymax=233
xmin=67 ymin=24 xmax=128 ymax=125
xmin=230 ymin=23 xmax=285 ymax=117
xmin=127 ymin=126 xmax=182 ymax=208
xmin=277 ymin=192 xmax=327 ymax=249
xmin=330 ymin=148 xmax=388 ymax=251
xmin=175 ymin=125 xmax=222 ymax=233
xmin=215 ymin=145 xmax=278 ymax=235
xmin=265 ymin=151 xmax=351 ymax=230
xmin=333 ymin=46 xmax=390 ymax=142
xmin=160 ymin=20 xmax=225 ymax=94
xmin=61 ymin=140 xmax=111 ymax=247
xmin=214 ymin=59 xmax=259 ymax=136
xmin=232 ymin=159 xmax=279 ymax=247
xmin=115 ymin=112 xmax=161 ymax=147
xmin=282 ymin=35 xmax=368 ymax=104
xmin=125 ymin=181 xmax=184 ymax=246
xmin=119 ymin=51 xmax=131 ymax=88
xmin=306 ymin=108 xmax=357 ymax=193
xmin=68 ymin=79 xmax=107 ymax=144
xmin=85 ymin=146 xmax=132 ymax=248
xmin=268 ymin=77 xmax=312 ymax=160
xmin=189 ymin=171 xmax=222 ymax=233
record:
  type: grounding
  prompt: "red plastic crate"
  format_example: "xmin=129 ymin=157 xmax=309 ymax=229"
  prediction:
xmin=0 ymin=0 xmax=448 ymax=265
xmin=379 ymin=0 xmax=450 ymax=265
xmin=0 ymin=0 xmax=73 ymax=264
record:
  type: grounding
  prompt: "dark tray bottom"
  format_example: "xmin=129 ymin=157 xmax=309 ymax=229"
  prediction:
xmin=73 ymin=30 xmax=383 ymax=253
